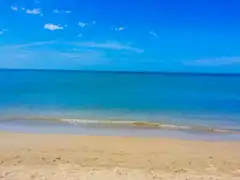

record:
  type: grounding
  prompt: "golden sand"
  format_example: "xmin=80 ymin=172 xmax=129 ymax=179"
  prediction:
xmin=0 ymin=132 xmax=239 ymax=179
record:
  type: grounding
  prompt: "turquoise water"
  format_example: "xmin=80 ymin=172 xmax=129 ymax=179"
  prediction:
xmin=0 ymin=69 xmax=240 ymax=139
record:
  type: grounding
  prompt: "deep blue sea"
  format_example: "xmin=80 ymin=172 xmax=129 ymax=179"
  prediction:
xmin=0 ymin=69 xmax=240 ymax=140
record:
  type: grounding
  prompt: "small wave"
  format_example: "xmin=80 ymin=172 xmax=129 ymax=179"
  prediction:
xmin=59 ymin=118 xmax=238 ymax=134
xmin=60 ymin=118 xmax=182 ymax=129
xmin=0 ymin=116 xmax=239 ymax=134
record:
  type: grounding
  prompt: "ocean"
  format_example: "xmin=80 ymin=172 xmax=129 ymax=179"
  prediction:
xmin=0 ymin=69 xmax=240 ymax=140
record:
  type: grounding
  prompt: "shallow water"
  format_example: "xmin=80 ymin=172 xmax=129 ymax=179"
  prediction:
xmin=0 ymin=69 xmax=240 ymax=140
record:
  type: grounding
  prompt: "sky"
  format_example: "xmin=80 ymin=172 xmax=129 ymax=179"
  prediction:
xmin=0 ymin=0 xmax=240 ymax=73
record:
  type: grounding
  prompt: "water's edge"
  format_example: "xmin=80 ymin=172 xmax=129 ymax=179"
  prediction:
xmin=0 ymin=115 xmax=240 ymax=141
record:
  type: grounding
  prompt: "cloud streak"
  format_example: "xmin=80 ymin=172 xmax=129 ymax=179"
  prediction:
xmin=1 ymin=41 xmax=56 ymax=50
xmin=0 ymin=41 xmax=110 ymax=69
xmin=72 ymin=41 xmax=144 ymax=53
xmin=0 ymin=40 xmax=148 ymax=70
xmin=150 ymin=31 xmax=158 ymax=37
xmin=183 ymin=57 xmax=240 ymax=66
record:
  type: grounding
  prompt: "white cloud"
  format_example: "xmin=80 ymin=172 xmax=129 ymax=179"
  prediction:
xmin=44 ymin=24 xmax=64 ymax=31
xmin=114 ymin=27 xmax=125 ymax=31
xmin=77 ymin=21 xmax=95 ymax=27
xmin=78 ymin=22 xmax=88 ymax=28
xmin=26 ymin=8 xmax=41 ymax=15
xmin=53 ymin=9 xmax=60 ymax=13
xmin=150 ymin=31 xmax=158 ymax=37
xmin=11 ymin=6 xmax=42 ymax=15
xmin=10 ymin=6 xmax=18 ymax=11
xmin=53 ymin=9 xmax=72 ymax=14
xmin=73 ymin=41 xmax=144 ymax=53
xmin=0 ymin=29 xmax=8 ymax=35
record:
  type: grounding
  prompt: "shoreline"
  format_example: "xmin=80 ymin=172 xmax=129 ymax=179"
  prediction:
xmin=0 ymin=132 xmax=240 ymax=179
xmin=1 ymin=119 xmax=240 ymax=142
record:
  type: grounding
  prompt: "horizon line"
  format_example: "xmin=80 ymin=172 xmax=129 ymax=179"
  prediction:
xmin=0 ymin=68 xmax=240 ymax=76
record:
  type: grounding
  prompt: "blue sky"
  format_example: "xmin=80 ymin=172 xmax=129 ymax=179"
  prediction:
xmin=0 ymin=0 xmax=240 ymax=73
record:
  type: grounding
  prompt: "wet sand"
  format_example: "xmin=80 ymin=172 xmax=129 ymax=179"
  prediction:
xmin=0 ymin=132 xmax=239 ymax=180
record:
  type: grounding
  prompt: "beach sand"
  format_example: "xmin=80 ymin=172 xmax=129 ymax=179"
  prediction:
xmin=0 ymin=132 xmax=239 ymax=180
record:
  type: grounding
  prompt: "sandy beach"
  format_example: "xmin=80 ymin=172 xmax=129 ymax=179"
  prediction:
xmin=0 ymin=132 xmax=239 ymax=180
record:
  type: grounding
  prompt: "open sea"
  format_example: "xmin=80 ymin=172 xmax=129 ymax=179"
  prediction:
xmin=0 ymin=69 xmax=240 ymax=140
